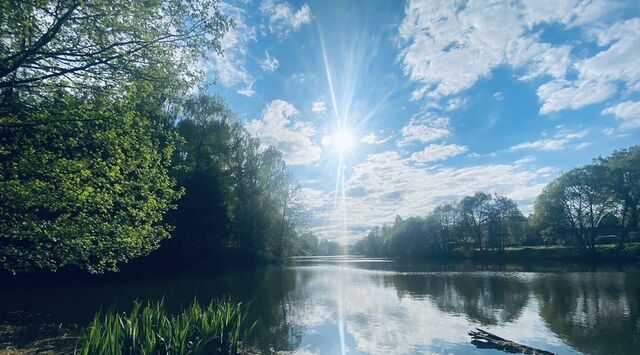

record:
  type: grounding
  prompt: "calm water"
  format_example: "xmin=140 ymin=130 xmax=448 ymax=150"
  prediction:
xmin=2 ymin=257 xmax=640 ymax=354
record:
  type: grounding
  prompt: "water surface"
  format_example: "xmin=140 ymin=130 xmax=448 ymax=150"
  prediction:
xmin=2 ymin=256 xmax=639 ymax=354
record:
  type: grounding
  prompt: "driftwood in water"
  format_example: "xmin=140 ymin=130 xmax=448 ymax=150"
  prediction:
xmin=469 ymin=328 xmax=556 ymax=354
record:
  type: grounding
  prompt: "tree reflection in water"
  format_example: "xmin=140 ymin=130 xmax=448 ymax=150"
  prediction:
xmin=2 ymin=259 xmax=639 ymax=354
xmin=534 ymin=271 xmax=640 ymax=355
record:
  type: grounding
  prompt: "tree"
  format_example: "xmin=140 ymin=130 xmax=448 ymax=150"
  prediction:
xmin=165 ymin=94 xmax=309 ymax=262
xmin=459 ymin=192 xmax=492 ymax=250
xmin=485 ymin=195 xmax=525 ymax=251
xmin=428 ymin=202 xmax=460 ymax=253
xmin=598 ymin=145 xmax=640 ymax=247
xmin=0 ymin=0 xmax=231 ymax=95
xmin=0 ymin=86 xmax=181 ymax=273
xmin=540 ymin=165 xmax=617 ymax=253
xmin=166 ymin=95 xmax=235 ymax=259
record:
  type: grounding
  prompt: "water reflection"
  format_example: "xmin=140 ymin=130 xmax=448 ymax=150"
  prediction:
xmin=2 ymin=258 xmax=639 ymax=354
xmin=534 ymin=272 xmax=640 ymax=355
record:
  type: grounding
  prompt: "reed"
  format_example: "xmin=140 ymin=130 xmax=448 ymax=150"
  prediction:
xmin=77 ymin=298 xmax=254 ymax=355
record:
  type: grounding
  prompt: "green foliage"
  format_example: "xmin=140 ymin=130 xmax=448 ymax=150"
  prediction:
xmin=162 ymin=94 xmax=311 ymax=262
xmin=355 ymin=145 xmax=640 ymax=259
xmin=294 ymin=233 xmax=319 ymax=256
xmin=0 ymin=0 xmax=232 ymax=92
xmin=0 ymin=88 xmax=181 ymax=274
xmin=0 ymin=0 xmax=313 ymax=275
xmin=535 ymin=147 xmax=640 ymax=252
xmin=316 ymin=239 xmax=345 ymax=256
xmin=353 ymin=193 xmax=525 ymax=257
xmin=78 ymin=299 xmax=254 ymax=355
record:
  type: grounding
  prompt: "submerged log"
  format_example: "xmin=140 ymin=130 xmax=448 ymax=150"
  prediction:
xmin=469 ymin=328 xmax=556 ymax=355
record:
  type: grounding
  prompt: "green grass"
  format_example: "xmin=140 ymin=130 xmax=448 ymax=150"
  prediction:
xmin=77 ymin=299 xmax=255 ymax=355
xmin=463 ymin=242 xmax=640 ymax=261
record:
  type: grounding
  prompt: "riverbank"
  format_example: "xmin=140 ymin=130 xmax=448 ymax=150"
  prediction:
xmin=456 ymin=242 xmax=640 ymax=262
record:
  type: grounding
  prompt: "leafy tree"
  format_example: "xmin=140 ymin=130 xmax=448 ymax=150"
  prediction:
xmin=166 ymin=95 xmax=235 ymax=259
xmin=294 ymin=233 xmax=319 ymax=256
xmin=459 ymin=192 xmax=492 ymax=250
xmin=598 ymin=145 xmax=640 ymax=244
xmin=0 ymin=86 xmax=181 ymax=273
xmin=165 ymin=94 xmax=309 ymax=262
xmin=0 ymin=0 xmax=231 ymax=95
xmin=428 ymin=202 xmax=461 ymax=253
xmin=316 ymin=239 xmax=344 ymax=256
xmin=485 ymin=195 xmax=525 ymax=251
xmin=539 ymin=165 xmax=617 ymax=253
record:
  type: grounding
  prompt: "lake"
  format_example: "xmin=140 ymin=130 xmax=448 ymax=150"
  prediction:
xmin=2 ymin=256 xmax=640 ymax=354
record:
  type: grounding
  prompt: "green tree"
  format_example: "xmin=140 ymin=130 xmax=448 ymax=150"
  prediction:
xmin=0 ymin=87 xmax=181 ymax=273
xmin=459 ymin=192 xmax=492 ymax=250
xmin=486 ymin=195 xmax=525 ymax=251
xmin=166 ymin=94 xmax=309 ymax=262
xmin=537 ymin=165 xmax=616 ymax=253
xmin=598 ymin=145 xmax=640 ymax=246
xmin=0 ymin=0 xmax=231 ymax=94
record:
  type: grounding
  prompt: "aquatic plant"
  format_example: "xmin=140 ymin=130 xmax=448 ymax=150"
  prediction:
xmin=77 ymin=298 xmax=254 ymax=354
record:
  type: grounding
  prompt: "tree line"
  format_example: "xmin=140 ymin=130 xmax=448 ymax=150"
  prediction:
xmin=354 ymin=145 xmax=640 ymax=258
xmin=0 ymin=0 xmax=318 ymax=274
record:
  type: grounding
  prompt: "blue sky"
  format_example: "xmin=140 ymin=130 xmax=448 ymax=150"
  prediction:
xmin=205 ymin=0 xmax=640 ymax=243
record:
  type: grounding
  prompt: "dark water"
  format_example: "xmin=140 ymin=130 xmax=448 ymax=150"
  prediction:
xmin=2 ymin=257 xmax=640 ymax=354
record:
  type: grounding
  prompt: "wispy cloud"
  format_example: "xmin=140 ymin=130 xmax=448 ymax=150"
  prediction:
xmin=510 ymin=127 xmax=590 ymax=151
xmin=259 ymin=0 xmax=312 ymax=37
xmin=397 ymin=0 xmax=637 ymax=119
xmin=246 ymin=100 xmax=321 ymax=165
xmin=397 ymin=114 xmax=450 ymax=147
xmin=602 ymin=101 xmax=640 ymax=130
xmin=208 ymin=3 xmax=256 ymax=95
xmin=310 ymin=151 xmax=550 ymax=242
xmin=360 ymin=132 xmax=389 ymax=145
xmin=540 ymin=18 xmax=640 ymax=113
xmin=398 ymin=0 xmax=578 ymax=99
xmin=260 ymin=50 xmax=280 ymax=72
xmin=311 ymin=100 xmax=327 ymax=114
xmin=411 ymin=143 xmax=468 ymax=163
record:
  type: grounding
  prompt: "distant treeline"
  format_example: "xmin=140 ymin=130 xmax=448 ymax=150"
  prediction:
xmin=0 ymin=0 xmax=319 ymax=274
xmin=354 ymin=145 xmax=640 ymax=258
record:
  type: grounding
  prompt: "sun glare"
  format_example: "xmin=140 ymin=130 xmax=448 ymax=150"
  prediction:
xmin=323 ymin=128 xmax=355 ymax=153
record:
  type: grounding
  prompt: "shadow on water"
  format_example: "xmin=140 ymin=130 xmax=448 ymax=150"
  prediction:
xmin=2 ymin=257 xmax=640 ymax=354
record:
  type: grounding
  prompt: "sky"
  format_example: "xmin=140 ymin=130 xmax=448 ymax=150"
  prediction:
xmin=205 ymin=0 xmax=640 ymax=244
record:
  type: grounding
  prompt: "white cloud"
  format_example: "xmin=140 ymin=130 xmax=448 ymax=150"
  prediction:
xmin=397 ymin=114 xmax=450 ymax=147
xmin=411 ymin=143 xmax=468 ymax=163
xmin=311 ymin=100 xmax=327 ymax=114
xmin=537 ymin=79 xmax=617 ymax=114
xmin=398 ymin=0 xmax=638 ymax=114
xmin=360 ymin=132 xmax=388 ymax=145
xmin=291 ymin=73 xmax=307 ymax=82
xmin=398 ymin=0 xmax=577 ymax=99
xmin=538 ymin=18 xmax=640 ymax=113
xmin=510 ymin=127 xmax=590 ymax=151
xmin=602 ymin=101 xmax=640 ymax=130
xmin=246 ymin=100 xmax=321 ymax=165
xmin=208 ymin=3 xmax=256 ymax=95
xmin=260 ymin=50 xmax=279 ymax=72
xmin=310 ymin=151 xmax=550 ymax=242
xmin=445 ymin=97 xmax=466 ymax=111
xmin=260 ymin=0 xmax=312 ymax=37
xmin=236 ymin=80 xmax=255 ymax=97
xmin=510 ymin=139 xmax=569 ymax=152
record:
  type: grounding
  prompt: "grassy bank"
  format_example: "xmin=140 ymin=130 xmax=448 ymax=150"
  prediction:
xmin=457 ymin=242 xmax=640 ymax=262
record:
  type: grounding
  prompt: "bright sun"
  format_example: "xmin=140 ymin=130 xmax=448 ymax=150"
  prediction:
xmin=332 ymin=128 xmax=354 ymax=153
